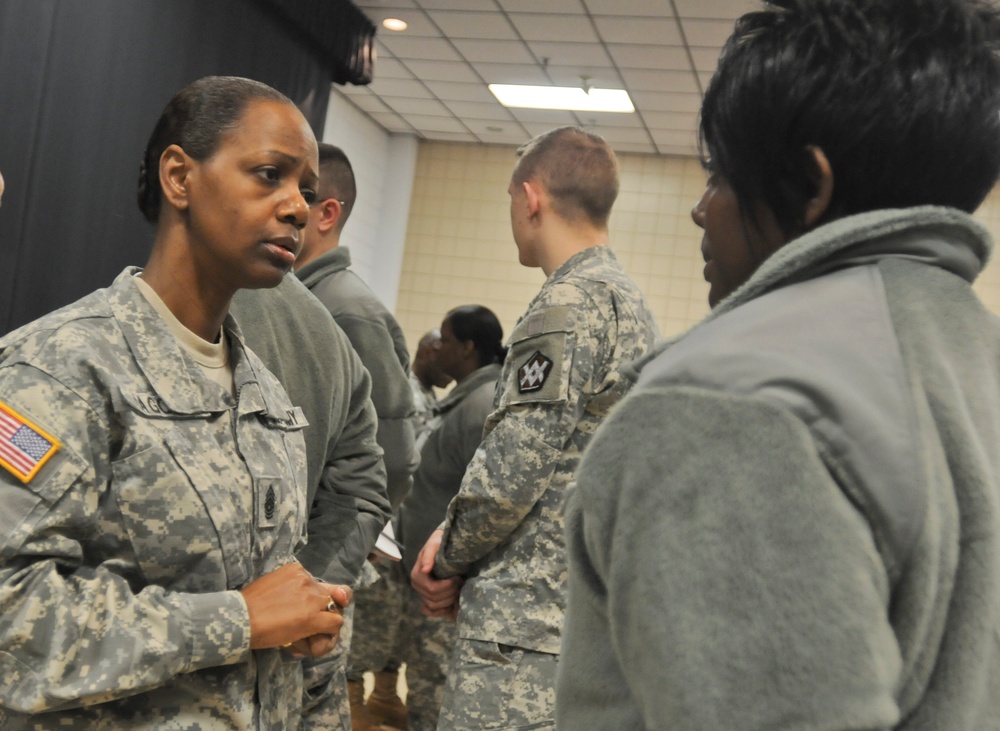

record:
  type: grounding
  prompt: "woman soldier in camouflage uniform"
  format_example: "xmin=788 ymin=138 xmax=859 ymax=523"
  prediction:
xmin=0 ymin=76 xmax=349 ymax=729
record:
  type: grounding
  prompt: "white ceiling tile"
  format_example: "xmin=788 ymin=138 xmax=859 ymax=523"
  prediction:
xmin=473 ymin=63 xmax=550 ymax=85
xmin=508 ymin=108 xmax=579 ymax=125
xmin=650 ymin=128 xmax=700 ymax=148
xmin=464 ymin=119 xmax=525 ymax=135
xmin=498 ymin=0 xmax=586 ymax=13
xmin=682 ymin=19 xmax=737 ymax=47
xmin=424 ymin=81 xmax=497 ymax=103
xmin=585 ymin=0 xmax=675 ymax=17
xmin=699 ymin=71 xmax=715 ymax=89
xmin=367 ymin=77 xmax=432 ymax=98
xmin=641 ymin=110 xmax=699 ymax=131
xmin=657 ymin=144 xmax=699 ymax=157
xmin=403 ymin=59 xmax=481 ymax=83
xmin=398 ymin=114 xmax=469 ymax=133
xmin=608 ymin=43 xmax=690 ymax=71
xmin=593 ymin=17 xmax=682 ymax=45
xmin=521 ymin=121 xmax=577 ymax=138
xmin=585 ymin=126 xmax=651 ymax=144
xmin=378 ymin=35 xmax=463 ymax=61
xmin=444 ymin=101 xmax=514 ymax=121
xmin=369 ymin=111 xmax=414 ymax=132
xmin=428 ymin=11 xmax=518 ymax=40
xmin=630 ymin=90 xmax=703 ymax=114
xmin=672 ymin=0 xmax=758 ymax=20
xmin=371 ymin=57 xmax=416 ymax=79
xmin=476 ymin=133 xmax=534 ymax=148
xmin=689 ymin=47 xmax=723 ymax=73
xmin=576 ymin=110 xmax=643 ymax=128
xmin=337 ymin=83 xmax=377 ymax=97
xmin=385 ymin=97 xmax=453 ymax=115
xmin=546 ymin=64 xmax=622 ymax=88
xmin=508 ymin=14 xmax=598 ymax=43
xmin=345 ymin=93 xmax=393 ymax=115
xmin=453 ymin=39 xmax=536 ymax=64
xmin=621 ymin=68 xmax=700 ymax=94
xmin=527 ymin=41 xmax=611 ymax=67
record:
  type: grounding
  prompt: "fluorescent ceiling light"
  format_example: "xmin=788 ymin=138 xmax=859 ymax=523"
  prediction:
xmin=489 ymin=84 xmax=634 ymax=113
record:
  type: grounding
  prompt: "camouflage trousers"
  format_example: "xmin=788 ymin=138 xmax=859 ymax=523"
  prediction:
xmin=347 ymin=559 xmax=457 ymax=731
xmin=300 ymin=600 xmax=355 ymax=731
xmin=436 ymin=639 xmax=558 ymax=731
xmin=401 ymin=592 xmax=456 ymax=731
xmin=347 ymin=558 xmax=409 ymax=679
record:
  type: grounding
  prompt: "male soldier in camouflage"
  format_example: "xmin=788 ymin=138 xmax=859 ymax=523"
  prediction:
xmin=411 ymin=126 xmax=659 ymax=730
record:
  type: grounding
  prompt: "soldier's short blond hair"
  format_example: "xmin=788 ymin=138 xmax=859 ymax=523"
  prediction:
xmin=512 ymin=127 xmax=619 ymax=227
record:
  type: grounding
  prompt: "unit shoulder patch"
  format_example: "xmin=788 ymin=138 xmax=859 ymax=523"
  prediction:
xmin=0 ymin=401 xmax=61 ymax=483
xmin=518 ymin=350 xmax=554 ymax=394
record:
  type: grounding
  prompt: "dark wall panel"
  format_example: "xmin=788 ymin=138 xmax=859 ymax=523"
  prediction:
xmin=0 ymin=0 xmax=336 ymax=333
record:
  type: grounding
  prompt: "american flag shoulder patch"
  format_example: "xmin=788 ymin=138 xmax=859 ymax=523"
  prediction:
xmin=0 ymin=401 xmax=61 ymax=483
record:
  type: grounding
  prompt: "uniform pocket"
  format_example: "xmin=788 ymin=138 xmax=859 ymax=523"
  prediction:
xmin=112 ymin=440 xmax=234 ymax=592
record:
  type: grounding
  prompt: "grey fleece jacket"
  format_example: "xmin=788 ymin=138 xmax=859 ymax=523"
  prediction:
xmin=231 ymin=276 xmax=390 ymax=585
xmin=296 ymin=247 xmax=419 ymax=509
xmin=396 ymin=362 xmax=501 ymax=577
xmin=557 ymin=207 xmax=1000 ymax=730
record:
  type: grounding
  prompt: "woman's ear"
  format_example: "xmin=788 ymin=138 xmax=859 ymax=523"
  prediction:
xmin=803 ymin=146 xmax=834 ymax=228
xmin=159 ymin=144 xmax=192 ymax=213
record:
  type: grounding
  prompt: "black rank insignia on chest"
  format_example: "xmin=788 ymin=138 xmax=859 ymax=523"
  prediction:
xmin=518 ymin=350 xmax=553 ymax=393
xmin=264 ymin=484 xmax=277 ymax=520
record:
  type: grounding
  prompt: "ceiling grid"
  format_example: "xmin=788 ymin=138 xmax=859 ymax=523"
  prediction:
xmin=341 ymin=0 xmax=758 ymax=156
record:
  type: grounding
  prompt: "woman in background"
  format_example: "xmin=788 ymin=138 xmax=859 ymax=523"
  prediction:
xmin=0 ymin=75 xmax=348 ymax=729
xmin=387 ymin=305 xmax=505 ymax=731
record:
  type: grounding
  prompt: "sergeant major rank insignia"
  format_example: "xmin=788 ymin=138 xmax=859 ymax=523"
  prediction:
xmin=518 ymin=350 xmax=553 ymax=393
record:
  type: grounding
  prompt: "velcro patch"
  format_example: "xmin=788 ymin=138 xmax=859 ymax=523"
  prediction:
xmin=518 ymin=350 xmax=553 ymax=393
xmin=0 ymin=401 xmax=61 ymax=483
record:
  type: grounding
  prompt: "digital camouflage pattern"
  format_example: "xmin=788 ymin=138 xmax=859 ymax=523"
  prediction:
xmin=436 ymin=638 xmax=558 ymax=731
xmin=399 ymin=589 xmax=456 ymax=731
xmin=0 ymin=270 xmax=308 ymax=729
xmin=434 ymin=245 xmax=657 ymax=656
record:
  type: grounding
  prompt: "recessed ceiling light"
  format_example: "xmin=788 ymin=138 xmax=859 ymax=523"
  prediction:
xmin=489 ymin=84 xmax=634 ymax=113
xmin=382 ymin=18 xmax=408 ymax=31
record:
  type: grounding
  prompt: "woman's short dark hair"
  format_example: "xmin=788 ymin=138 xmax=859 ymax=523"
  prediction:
xmin=446 ymin=305 xmax=507 ymax=367
xmin=137 ymin=76 xmax=292 ymax=223
xmin=700 ymin=0 xmax=1000 ymax=234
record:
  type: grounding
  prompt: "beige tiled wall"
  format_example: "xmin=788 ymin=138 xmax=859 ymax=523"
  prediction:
xmin=396 ymin=139 xmax=1000 ymax=353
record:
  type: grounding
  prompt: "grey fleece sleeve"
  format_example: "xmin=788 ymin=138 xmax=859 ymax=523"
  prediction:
xmin=335 ymin=314 xmax=418 ymax=510
xmin=296 ymin=350 xmax=390 ymax=585
xmin=557 ymin=386 xmax=900 ymax=731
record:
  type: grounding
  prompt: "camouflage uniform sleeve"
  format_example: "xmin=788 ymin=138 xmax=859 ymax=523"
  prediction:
xmin=298 ymin=346 xmax=390 ymax=585
xmin=434 ymin=298 xmax=599 ymax=578
xmin=0 ymin=366 xmax=249 ymax=714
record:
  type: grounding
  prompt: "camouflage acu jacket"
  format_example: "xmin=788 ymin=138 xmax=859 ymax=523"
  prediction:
xmin=0 ymin=269 xmax=309 ymax=729
xmin=434 ymin=246 xmax=658 ymax=654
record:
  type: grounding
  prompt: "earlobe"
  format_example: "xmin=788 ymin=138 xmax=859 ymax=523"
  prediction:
xmin=804 ymin=146 xmax=834 ymax=228
xmin=159 ymin=145 xmax=192 ymax=213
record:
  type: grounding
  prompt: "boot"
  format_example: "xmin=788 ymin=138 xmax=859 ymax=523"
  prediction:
xmin=366 ymin=670 xmax=408 ymax=729
xmin=348 ymin=679 xmax=375 ymax=731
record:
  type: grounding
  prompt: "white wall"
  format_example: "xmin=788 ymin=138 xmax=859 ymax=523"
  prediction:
xmin=320 ymin=87 xmax=418 ymax=311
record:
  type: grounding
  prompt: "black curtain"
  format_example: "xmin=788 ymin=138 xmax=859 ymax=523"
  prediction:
xmin=0 ymin=0 xmax=362 ymax=333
